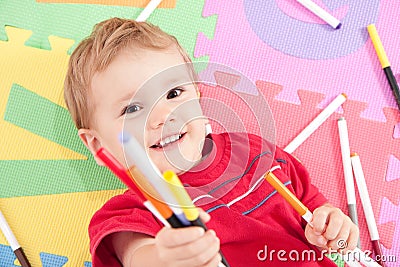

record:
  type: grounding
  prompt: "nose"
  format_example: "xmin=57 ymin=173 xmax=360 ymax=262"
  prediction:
xmin=147 ymin=101 xmax=176 ymax=129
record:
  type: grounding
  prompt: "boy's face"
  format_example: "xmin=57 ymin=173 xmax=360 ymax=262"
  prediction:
xmin=86 ymin=46 xmax=207 ymax=174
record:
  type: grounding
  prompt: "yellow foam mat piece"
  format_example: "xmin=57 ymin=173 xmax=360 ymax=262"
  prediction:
xmin=0 ymin=26 xmax=84 ymax=160
xmin=0 ymin=189 xmax=125 ymax=266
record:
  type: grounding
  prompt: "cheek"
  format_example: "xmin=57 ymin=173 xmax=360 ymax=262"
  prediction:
xmin=103 ymin=138 xmax=125 ymax=166
xmin=147 ymin=151 xmax=171 ymax=173
xmin=182 ymin=119 xmax=206 ymax=155
xmin=124 ymin=117 xmax=147 ymax=145
xmin=191 ymin=118 xmax=207 ymax=137
xmin=98 ymin=124 xmax=127 ymax=165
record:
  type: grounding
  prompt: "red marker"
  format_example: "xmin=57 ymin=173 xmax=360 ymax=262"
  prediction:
xmin=96 ymin=148 xmax=139 ymax=195
xmin=95 ymin=147 xmax=185 ymax=228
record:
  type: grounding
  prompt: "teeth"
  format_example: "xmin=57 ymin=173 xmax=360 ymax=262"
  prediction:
xmin=157 ymin=134 xmax=181 ymax=148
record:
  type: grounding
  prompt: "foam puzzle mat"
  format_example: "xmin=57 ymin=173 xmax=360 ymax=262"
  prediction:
xmin=0 ymin=0 xmax=399 ymax=266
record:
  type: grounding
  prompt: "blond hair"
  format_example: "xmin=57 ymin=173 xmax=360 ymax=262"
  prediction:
xmin=64 ymin=17 xmax=191 ymax=129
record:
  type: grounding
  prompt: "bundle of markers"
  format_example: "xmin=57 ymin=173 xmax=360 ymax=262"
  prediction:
xmin=95 ymin=132 xmax=229 ymax=267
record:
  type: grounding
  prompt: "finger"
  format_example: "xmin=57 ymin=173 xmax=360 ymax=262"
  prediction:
xmin=176 ymin=230 xmax=219 ymax=264
xmin=323 ymin=209 xmax=345 ymax=242
xmin=326 ymin=222 xmax=350 ymax=251
xmin=160 ymin=230 xmax=220 ymax=266
xmin=174 ymin=251 xmax=221 ymax=267
xmin=201 ymin=253 xmax=222 ymax=267
xmin=311 ymin=207 xmax=330 ymax=234
xmin=186 ymin=232 xmax=220 ymax=266
xmin=305 ymin=223 xmax=328 ymax=248
xmin=156 ymin=226 xmax=205 ymax=248
xmin=342 ymin=225 xmax=359 ymax=253
xmin=198 ymin=208 xmax=211 ymax=223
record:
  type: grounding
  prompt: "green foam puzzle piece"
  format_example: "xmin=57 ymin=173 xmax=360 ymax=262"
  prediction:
xmin=148 ymin=1 xmax=217 ymax=63
xmin=0 ymin=0 xmax=217 ymax=197
xmin=5 ymin=84 xmax=86 ymax=155
xmin=326 ymin=253 xmax=345 ymax=267
xmin=1 ymin=84 xmax=124 ymax=198
xmin=0 ymin=0 xmax=217 ymax=62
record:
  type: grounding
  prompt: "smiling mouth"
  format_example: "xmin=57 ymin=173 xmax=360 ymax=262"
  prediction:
xmin=150 ymin=133 xmax=186 ymax=149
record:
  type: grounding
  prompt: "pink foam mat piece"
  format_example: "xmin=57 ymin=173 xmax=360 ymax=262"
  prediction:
xmin=258 ymin=81 xmax=400 ymax=252
xmin=386 ymin=155 xmax=400 ymax=182
xmin=195 ymin=1 xmax=400 ymax=262
xmin=200 ymin=77 xmax=400 ymax=258
xmin=195 ymin=1 xmax=400 ymax=122
xmin=394 ymin=123 xmax=400 ymax=139
xmin=379 ymin=197 xmax=400 ymax=266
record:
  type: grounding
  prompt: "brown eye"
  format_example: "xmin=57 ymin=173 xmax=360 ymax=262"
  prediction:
xmin=166 ymin=88 xmax=183 ymax=99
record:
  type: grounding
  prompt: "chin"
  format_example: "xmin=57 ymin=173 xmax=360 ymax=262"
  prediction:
xmin=150 ymin=148 xmax=202 ymax=173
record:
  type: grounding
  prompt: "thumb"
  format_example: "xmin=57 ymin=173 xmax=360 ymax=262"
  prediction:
xmin=198 ymin=208 xmax=211 ymax=223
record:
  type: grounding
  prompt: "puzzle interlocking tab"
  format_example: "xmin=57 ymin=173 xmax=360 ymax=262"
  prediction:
xmin=379 ymin=197 xmax=400 ymax=264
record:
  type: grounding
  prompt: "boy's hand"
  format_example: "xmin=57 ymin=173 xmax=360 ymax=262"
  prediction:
xmin=305 ymin=203 xmax=359 ymax=253
xmin=154 ymin=210 xmax=222 ymax=267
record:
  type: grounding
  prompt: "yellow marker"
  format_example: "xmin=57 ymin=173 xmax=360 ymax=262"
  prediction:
xmin=367 ymin=24 xmax=390 ymax=68
xmin=163 ymin=170 xmax=199 ymax=221
xmin=367 ymin=24 xmax=400 ymax=110
xmin=163 ymin=170 xmax=231 ymax=267
xmin=264 ymin=172 xmax=313 ymax=223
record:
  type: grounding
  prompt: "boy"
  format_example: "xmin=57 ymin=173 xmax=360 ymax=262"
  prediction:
xmin=64 ymin=18 xmax=359 ymax=266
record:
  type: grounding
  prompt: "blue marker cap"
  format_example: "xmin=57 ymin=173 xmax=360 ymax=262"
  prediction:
xmin=119 ymin=131 xmax=131 ymax=144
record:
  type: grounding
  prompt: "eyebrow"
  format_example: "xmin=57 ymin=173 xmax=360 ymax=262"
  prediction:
xmin=166 ymin=74 xmax=195 ymax=89
xmin=117 ymin=89 xmax=137 ymax=106
xmin=115 ymin=72 xmax=194 ymax=107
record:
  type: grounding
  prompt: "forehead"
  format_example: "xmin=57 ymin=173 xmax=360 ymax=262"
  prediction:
xmin=94 ymin=46 xmax=186 ymax=86
xmin=90 ymin=46 xmax=190 ymax=104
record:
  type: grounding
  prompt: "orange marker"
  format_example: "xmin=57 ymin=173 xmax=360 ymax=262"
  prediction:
xmin=96 ymin=147 xmax=184 ymax=228
xmin=264 ymin=171 xmax=382 ymax=267
xmin=264 ymin=172 xmax=313 ymax=222
xmin=128 ymin=169 xmax=174 ymax=223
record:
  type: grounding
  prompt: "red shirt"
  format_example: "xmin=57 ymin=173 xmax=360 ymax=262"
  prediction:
xmin=89 ymin=132 xmax=337 ymax=266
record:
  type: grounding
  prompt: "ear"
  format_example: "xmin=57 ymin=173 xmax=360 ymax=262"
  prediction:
xmin=78 ymin=128 xmax=104 ymax=166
